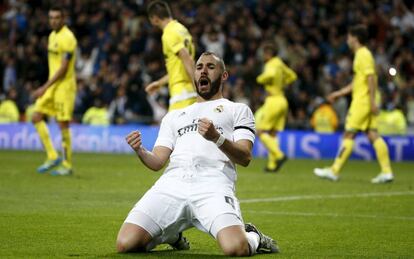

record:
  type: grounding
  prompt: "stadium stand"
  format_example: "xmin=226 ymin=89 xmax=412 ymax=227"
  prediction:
xmin=0 ymin=0 xmax=413 ymax=130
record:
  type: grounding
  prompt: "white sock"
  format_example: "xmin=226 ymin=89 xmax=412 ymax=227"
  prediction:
xmin=246 ymin=232 xmax=260 ymax=255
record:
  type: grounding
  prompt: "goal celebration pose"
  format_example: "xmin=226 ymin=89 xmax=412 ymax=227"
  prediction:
xmin=117 ymin=52 xmax=278 ymax=256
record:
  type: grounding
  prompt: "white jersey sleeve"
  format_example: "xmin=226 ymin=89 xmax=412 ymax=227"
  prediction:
xmin=154 ymin=111 xmax=176 ymax=150
xmin=232 ymin=103 xmax=255 ymax=143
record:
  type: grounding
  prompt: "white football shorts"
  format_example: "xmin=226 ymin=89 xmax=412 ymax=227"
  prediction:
xmin=124 ymin=169 xmax=243 ymax=239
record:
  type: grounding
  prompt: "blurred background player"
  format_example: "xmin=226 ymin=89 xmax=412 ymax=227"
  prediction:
xmin=255 ymin=42 xmax=297 ymax=172
xmin=82 ymin=98 xmax=110 ymax=126
xmin=31 ymin=5 xmax=77 ymax=176
xmin=310 ymin=97 xmax=339 ymax=133
xmin=145 ymin=0 xmax=197 ymax=110
xmin=0 ymin=88 xmax=19 ymax=124
xmin=314 ymin=25 xmax=394 ymax=184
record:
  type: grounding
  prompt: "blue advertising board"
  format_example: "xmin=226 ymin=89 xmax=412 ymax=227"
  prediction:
xmin=0 ymin=123 xmax=413 ymax=161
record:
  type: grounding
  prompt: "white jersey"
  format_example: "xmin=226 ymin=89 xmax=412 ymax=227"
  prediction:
xmin=154 ymin=98 xmax=255 ymax=182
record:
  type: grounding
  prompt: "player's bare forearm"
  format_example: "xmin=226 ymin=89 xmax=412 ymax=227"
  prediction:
xmin=33 ymin=61 xmax=69 ymax=98
xmin=197 ymin=118 xmax=252 ymax=166
xmin=338 ymin=83 xmax=352 ymax=96
xmin=328 ymin=83 xmax=352 ymax=102
xmin=178 ymin=48 xmax=195 ymax=85
xmin=219 ymin=139 xmax=253 ymax=167
xmin=136 ymin=146 xmax=170 ymax=171
xmin=157 ymin=74 xmax=169 ymax=86
xmin=145 ymin=75 xmax=168 ymax=95
xmin=44 ymin=59 xmax=69 ymax=89
xmin=367 ymin=75 xmax=379 ymax=114
xmin=126 ymin=131 xmax=171 ymax=171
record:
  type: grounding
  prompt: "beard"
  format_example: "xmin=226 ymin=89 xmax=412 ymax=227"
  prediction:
xmin=195 ymin=76 xmax=222 ymax=100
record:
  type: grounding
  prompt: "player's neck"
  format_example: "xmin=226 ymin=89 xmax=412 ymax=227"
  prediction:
xmin=197 ymin=94 xmax=223 ymax=103
xmin=54 ymin=25 xmax=65 ymax=33
xmin=353 ymin=43 xmax=364 ymax=52
xmin=160 ymin=18 xmax=173 ymax=30
xmin=264 ymin=55 xmax=274 ymax=62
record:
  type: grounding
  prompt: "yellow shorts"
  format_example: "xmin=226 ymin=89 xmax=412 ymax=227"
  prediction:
xmin=34 ymin=81 xmax=76 ymax=121
xmin=169 ymin=97 xmax=196 ymax=111
xmin=345 ymin=103 xmax=378 ymax=132
xmin=255 ymin=95 xmax=288 ymax=131
xmin=169 ymin=82 xmax=197 ymax=111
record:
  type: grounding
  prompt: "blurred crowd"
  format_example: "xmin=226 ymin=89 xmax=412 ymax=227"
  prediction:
xmin=0 ymin=0 xmax=413 ymax=133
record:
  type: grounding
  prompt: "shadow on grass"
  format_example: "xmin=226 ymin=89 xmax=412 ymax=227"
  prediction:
xmin=92 ymin=250 xmax=225 ymax=258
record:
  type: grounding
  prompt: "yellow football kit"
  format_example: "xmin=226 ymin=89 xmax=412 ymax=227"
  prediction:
xmin=330 ymin=46 xmax=392 ymax=175
xmin=0 ymin=100 xmax=19 ymax=123
xmin=311 ymin=104 xmax=338 ymax=133
xmin=162 ymin=20 xmax=196 ymax=110
xmin=35 ymin=25 xmax=77 ymax=121
xmin=255 ymin=56 xmax=297 ymax=170
xmin=255 ymin=57 xmax=297 ymax=131
xmin=82 ymin=107 xmax=110 ymax=126
xmin=345 ymin=46 xmax=380 ymax=132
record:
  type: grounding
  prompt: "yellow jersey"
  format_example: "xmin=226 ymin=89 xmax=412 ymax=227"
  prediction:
xmin=351 ymin=46 xmax=379 ymax=105
xmin=257 ymin=57 xmax=297 ymax=96
xmin=162 ymin=20 xmax=195 ymax=97
xmin=82 ymin=107 xmax=109 ymax=126
xmin=378 ymin=109 xmax=407 ymax=135
xmin=0 ymin=100 xmax=19 ymax=123
xmin=48 ymin=25 xmax=77 ymax=86
xmin=311 ymin=104 xmax=338 ymax=133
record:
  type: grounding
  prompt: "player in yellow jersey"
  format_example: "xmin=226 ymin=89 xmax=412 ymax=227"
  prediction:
xmin=0 ymin=88 xmax=19 ymax=123
xmin=31 ymin=5 xmax=77 ymax=176
xmin=255 ymin=42 xmax=297 ymax=172
xmin=145 ymin=0 xmax=197 ymax=111
xmin=314 ymin=25 xmax=394 ymax=183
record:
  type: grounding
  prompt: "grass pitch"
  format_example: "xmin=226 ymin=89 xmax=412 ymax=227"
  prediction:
xmin=0 ymin=150 xmax=413 ymax=258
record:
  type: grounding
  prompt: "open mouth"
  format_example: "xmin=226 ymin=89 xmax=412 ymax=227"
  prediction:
xmin=198 ymin=77 xmax=210 ymax=87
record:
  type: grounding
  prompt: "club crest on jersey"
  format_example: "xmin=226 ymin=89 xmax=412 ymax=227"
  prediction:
xmin=214 ymin=105 xmax=224 ymax=113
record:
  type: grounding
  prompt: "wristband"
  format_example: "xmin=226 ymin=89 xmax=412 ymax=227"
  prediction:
xmin=215 ymin=134 xmax=225 ymax=147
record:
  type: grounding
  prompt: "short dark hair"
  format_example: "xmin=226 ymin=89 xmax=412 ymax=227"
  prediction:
xmin=147 ymin=0 xmax=172 ymax=19
xmin=349 ymin=25 xmax=368 ymax=44
xmin=199 ymin=52 xmax=226 ymax=72
xmin=262 ymin=41 xmax=277 ymax=56
xmin=49 ymin=4 xmax=64 ymax=14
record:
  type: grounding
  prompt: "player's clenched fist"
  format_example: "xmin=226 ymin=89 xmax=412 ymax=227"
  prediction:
xmin=126 ymin=131 xmax=142 ymax=152
xmin=198 ymin=118 xmax=219 ymax=142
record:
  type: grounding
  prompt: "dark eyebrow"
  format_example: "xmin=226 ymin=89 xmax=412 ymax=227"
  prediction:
xmin=196 ymin=61 xmax=216 ymax=67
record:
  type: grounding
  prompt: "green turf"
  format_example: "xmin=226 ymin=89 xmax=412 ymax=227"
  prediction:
xmin=0 ymin=150 xmax=413 ymax=258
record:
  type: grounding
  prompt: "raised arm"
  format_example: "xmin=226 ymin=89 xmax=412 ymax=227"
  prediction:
xmin=126 ymin=131 xmax=172 ymax=171
xmin=178 ymin=47 xmax=195 ymax=86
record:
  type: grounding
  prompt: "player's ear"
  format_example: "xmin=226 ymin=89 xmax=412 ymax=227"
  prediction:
xmin=221 ymin=71 xmax=229 ymax=82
